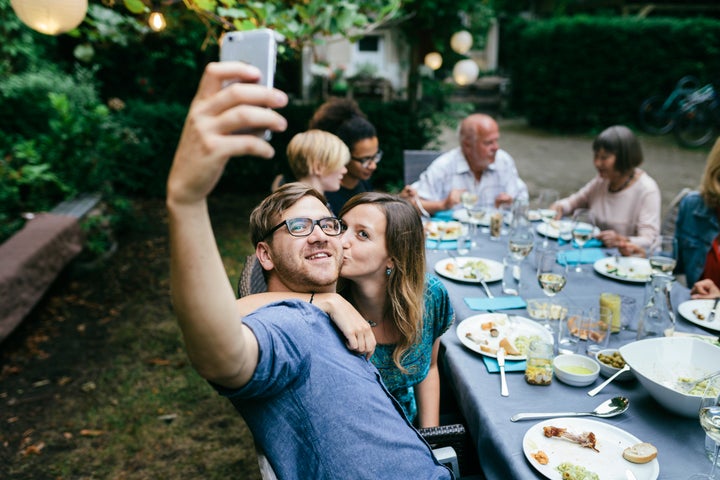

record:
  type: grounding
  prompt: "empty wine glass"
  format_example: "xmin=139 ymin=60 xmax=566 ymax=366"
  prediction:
xmin=648 ymin=235 xmax=678 ymax=276
xmin=689 ymin=374 xmax=720 ymax=479
xmin=460 ymin=191 xmax=479 ymax=212
xmin=534 ymin=189 xmax=559 ymax=247
xmin=537 ymin=247 xmax=567 ymax=298
xmin=571 ymin=209 xmax=596 ymax=273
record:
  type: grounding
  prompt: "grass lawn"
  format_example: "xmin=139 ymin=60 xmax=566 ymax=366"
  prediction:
xmin=1 ymin=194 xmax=265 ymax=479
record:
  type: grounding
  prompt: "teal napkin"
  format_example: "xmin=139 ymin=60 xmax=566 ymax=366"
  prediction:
xmin=425 ymin=239 xmax=458 ymax=250
xmin=464 ymin=296 xmax=527 ymax=311
xmin=557 ymin=247 xmax=606 ymax=265
xmin=432 ymin=210 xmax=455 ymax=221
xmin=558 ymin=237 xmax=603 ymax=248
xmin=483 ymin=355 xmax=526 ymax=373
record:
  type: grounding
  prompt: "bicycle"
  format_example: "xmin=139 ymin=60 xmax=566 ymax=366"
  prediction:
xmin=638 ymin=75 xmax=700 ymax=135
xmin=673 ymin=83 xmax=719 ymax=148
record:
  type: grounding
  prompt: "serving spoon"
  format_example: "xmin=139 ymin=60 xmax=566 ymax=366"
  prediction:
xmin=587 ymin=364 xmax=632 ymax=397
xmin=510 ymin=396 xmax=629 ymax=422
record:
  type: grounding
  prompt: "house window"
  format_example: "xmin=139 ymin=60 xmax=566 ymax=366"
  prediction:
xmin=358 ymin=36 xmax=380 ymax=52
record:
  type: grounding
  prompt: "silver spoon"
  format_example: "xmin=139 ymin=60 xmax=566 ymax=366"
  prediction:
xmin=587 ymin=364 xmax=631 ymax=397
xmin=510 ymin=395 xmax=629 ymax=422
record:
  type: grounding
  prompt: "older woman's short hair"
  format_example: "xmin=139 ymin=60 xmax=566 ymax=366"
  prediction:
xmin=286 ymin=130 xmax=350 ymax=180
xmin=592 ymin=125 xmax=643 ymax=174
xmin=700 ymin=137 xmax=720 ymax=209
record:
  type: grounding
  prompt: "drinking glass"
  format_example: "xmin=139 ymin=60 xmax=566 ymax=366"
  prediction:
xmin=508 ymin=224 xmax=535 ymax=262
xmin=689 ymin=374 xmax=720 ymax=479
xmin=537 ymin=247 xmax=567 ymax=298
xmin=558 ymin=306 xmax=582 ymax=354
xmin=460 ymin=191 xmax=479 ymax=212
xmin=534 ymin=189 xmax=559 ymax=247
xmin=571 ymin=209 xmax=596 ymax=273
xmin=648 ymin=235 xmax=678 ymax=276
xmin=579 ymin=306 xmax=612 ymax=356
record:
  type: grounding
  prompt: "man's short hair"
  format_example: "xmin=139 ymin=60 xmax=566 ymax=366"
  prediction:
xmin=249 ymin=183 xmax=329 ymax=246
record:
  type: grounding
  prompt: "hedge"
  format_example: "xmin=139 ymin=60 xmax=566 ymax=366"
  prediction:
xmin=502 ymin=16 xmax=720 ymax=131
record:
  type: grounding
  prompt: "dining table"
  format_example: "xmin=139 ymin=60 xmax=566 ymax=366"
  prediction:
xmin=426 ymin=216 xmax=719 ymax=480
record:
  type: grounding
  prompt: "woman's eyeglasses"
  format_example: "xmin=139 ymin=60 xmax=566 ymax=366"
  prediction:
xmin=351 ymin=150 xmax=383 ymax=168
xmin=262 ymin=217 xmax=345 ymax=241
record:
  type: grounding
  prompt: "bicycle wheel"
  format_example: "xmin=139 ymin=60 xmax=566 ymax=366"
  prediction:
xmin=638 ymin=95 xmax=675 ymax=135
xmin=674 ymin=102 xmax=716 ymax=148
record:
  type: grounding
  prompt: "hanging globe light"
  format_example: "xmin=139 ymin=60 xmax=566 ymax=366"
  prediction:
xmin=423 ymin=52 xmax=443 ymax=71
xmin=450 ymin=30 xmax=473 ymax=55
xmin=453 ymin=59 xmax=479 ymax=86
xmin=10 ymin=0 xmax=88 ymax=35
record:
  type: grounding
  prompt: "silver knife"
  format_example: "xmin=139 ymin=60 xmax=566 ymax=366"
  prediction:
xmin=708 ymin=297 xmax=720 ymax=322
xmin=498 ymin=347 xmax=509 ymax=397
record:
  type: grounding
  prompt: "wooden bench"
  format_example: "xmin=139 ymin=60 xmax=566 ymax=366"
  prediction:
xmin=0 ymin=193 xmax=101 ymax=342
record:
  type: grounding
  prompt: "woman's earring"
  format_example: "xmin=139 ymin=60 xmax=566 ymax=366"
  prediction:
xmin=386 ymin=267 xmax=392 ymax=276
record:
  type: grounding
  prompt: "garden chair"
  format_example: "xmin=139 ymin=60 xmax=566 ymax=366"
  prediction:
xmin=403 ymin=149 xmax=442 ymax=186
xmin=660 ymin=187 xmax=692 ymax=238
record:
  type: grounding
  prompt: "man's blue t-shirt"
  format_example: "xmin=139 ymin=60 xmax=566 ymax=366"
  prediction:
xmin=212 ymin=300 xmax=451 ymax=480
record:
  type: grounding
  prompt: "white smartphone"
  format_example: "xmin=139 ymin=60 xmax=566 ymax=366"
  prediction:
xmin=220 ymin=29 xmax=278 ymax=138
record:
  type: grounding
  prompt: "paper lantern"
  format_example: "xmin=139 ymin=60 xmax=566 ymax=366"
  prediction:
xmin=453 ymin=59 xmax=479 ymax=86
xmin=10 ymin=0 xmax=88 ymax=35
xmin=148 ymin=11 xmax=166 ymax=32
xmin=423 ymin=52 xmax=443 ymax=71
xmin=450 ymin=30 xmax=473 ymax=55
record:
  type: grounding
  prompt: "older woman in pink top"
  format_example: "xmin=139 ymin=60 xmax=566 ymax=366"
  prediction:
xmin=551 ymin=125 xmax=661 ymax=250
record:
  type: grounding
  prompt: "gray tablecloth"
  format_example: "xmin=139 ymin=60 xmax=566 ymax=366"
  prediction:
xmin=430 ymin=227 xmax=717 ymax=480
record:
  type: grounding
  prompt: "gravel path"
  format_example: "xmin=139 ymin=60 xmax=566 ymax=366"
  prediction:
xmin=438 ymin=118 xmax=711 ymax=213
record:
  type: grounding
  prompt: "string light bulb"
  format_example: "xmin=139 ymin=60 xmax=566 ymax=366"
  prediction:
xmin=453 ymin=59 xmax=479 ymax=86
xmin=148 ymin=10 xmax=166 ymax=31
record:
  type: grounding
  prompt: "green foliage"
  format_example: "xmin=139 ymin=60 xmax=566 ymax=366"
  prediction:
xmin=0 ymin=67 xmax=142 ymax=243
xmin=503 ymin=16 xmax=720 ymax=131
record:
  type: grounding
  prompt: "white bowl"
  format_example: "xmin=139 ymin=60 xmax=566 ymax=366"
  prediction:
xmin=553 ymin=353 xmax=600 ymax=387
xmin=595 ymin=348 xmax=635 ymax=381
xmin=619 ymin=337 xmax=720 ymax=417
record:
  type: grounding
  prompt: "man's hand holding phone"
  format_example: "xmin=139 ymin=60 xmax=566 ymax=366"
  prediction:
xmin=220 ymin=28 xmax=280 ymax=139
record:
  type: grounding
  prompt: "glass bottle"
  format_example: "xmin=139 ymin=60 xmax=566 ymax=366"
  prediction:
xmin=525 ymin=340 xmax=553 ymax=385
xmin=636 ymin=273 xmax=675 ymax=340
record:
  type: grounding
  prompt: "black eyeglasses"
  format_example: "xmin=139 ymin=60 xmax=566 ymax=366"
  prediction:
xmin=262 ymin=217 xmax=345 ymax=241
xmin=351 ymin=150 xmax=383 ymax=168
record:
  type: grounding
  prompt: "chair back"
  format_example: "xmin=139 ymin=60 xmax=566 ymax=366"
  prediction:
xmin=403 ymin=150 xmax=442 ymax=186
xmin=238 ymin=254 xmax=268 ymax=298
xmin=661 ymin=187 xmax=692 ymax=238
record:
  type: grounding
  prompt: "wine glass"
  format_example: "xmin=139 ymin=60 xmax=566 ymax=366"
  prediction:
xmin=460 ymin=191 xmax=479 ymax=246
xmin=536 ymin=247 xmax=567 ymax=298
xmin=535 ymin=189 xmax=559 ymax=247
xmin=689 ymin=374 xmax=720 ymax=479
xmin=508 ymin=224 xmax=535 ymax=262
xmin=571 ymin=209 xmax=596 ymax=273
xmin=460 ymin=191 xmax=479 ymax=212
xmin=648 ymin=235 xmax=678 ymax=276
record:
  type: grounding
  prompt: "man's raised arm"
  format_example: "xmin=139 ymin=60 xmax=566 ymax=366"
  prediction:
xmin=166 ymin=62 xmax=287 ymax=389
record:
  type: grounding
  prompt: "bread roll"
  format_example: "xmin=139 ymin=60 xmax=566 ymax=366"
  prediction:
xmin=622 ymin=442 xmax=657 ymax=464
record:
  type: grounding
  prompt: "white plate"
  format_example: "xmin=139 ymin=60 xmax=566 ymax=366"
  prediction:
xmin=523 ymin=418 xmax=659 ymax=480
xmin=678 ymin=299 xmax=720 ymax=332
xmin=425 ymin=220 xmax=463 ymax=241
xmin=434 ymin=256 xmax=503 ymax=283
xmin=456 ymin=313 xmax=553 ymax=360
xmin=452 ymin=208 xmax=491 ymax=226
xmin=593 ymin=256 xmax=652 ymax=283
xmin=528 ymin=209 xmax=556 ymax=222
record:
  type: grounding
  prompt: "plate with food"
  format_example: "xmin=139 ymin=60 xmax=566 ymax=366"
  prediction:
xmin=434 ymin=256 xmax=503 ymax=283
xmin=678 ymin=299 xmax=720 ymax=332
xmin=523 ymin=418 xmax=659 ymax=480
xmin=456 ymin=313 xmax=553 ymax=360
xmin=528 ymin=208 xmax=556 ymax=223
xmin=593 ymin=256 xmax=652 ymax=283
xmin=425 ymin=220 xmax=464 ymax=241
xmin=535 ymin=220 xmax=575 ymax=240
